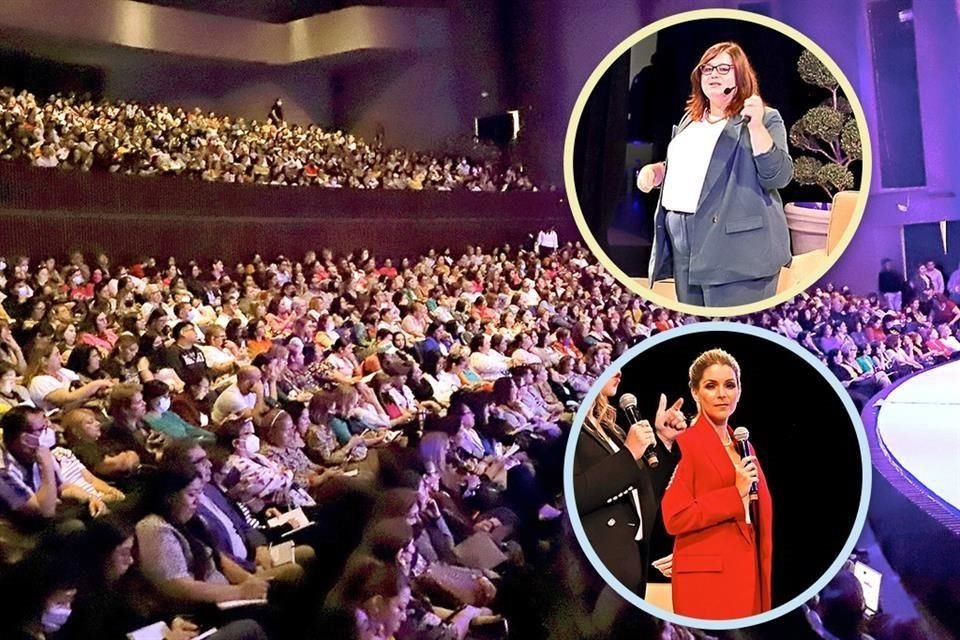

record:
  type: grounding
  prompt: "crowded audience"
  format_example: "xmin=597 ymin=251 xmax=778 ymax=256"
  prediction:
xmin=0 ymin=87 xmax=540 ymax=192
xmin=0 ymin=241 xmax=952 ymax=639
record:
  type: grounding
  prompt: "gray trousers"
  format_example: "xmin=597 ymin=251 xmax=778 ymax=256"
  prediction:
xmin=666 ymin=212 xmax=779 ymax=307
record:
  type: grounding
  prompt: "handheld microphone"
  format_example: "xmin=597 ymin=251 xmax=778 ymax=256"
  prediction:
xmin=618 ymin=393 xmax=659 ymax=468
xmin=723 ymin=86 xmax=751 ymax=123
xmin=733 ymin=427 xmax=758 ymax=500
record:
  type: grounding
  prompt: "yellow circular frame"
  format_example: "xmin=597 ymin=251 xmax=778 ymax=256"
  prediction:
xmin=563 ymin=8 xmax=872 ymax=318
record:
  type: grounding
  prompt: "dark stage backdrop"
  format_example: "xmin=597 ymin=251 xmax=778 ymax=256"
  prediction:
xmin=614 ymin=329 xmax=864 ymax=608
xmin=0 ymin=164 xmax=576 ymax=264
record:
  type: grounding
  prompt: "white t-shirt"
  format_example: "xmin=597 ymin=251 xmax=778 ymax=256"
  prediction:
xmin=28 ymin=369 xmax=80 ymax=411
xmin=661 ymin=117 xmax=728 ymax=214
xmin=200 ymin=345 xmax=235 ymax=371
xmin=536 ymin=229 xmax=558 ymax=250
xmin=211 ymin=384 xmax=257 ymax=424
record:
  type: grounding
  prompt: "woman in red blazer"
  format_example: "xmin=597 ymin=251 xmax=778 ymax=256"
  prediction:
xmin=661 ymin=348 xmax=773 ymax=619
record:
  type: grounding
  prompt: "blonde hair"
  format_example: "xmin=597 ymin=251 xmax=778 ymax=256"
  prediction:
xmin=586 ymin=390 xmax=625 ymax=443
xmin=108 ymin=383 xmax=144 ymax=417
xmin=688 ymin=348 xmax=741 ymax=391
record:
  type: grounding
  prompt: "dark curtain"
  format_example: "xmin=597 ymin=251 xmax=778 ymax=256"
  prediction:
xmin=573 ymin=51 xmax=630 ymax=252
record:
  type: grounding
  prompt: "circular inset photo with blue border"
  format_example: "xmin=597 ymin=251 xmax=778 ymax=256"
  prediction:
xmin=563 ymin=322 xmax=871 ymax=630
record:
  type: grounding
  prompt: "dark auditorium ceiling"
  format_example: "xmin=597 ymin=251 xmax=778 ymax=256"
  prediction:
xmin=133 ymin=0 xmax=446 ymax=23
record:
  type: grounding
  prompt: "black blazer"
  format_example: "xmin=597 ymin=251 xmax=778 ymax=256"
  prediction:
xmin=573 ymin=423 xmax=657 ymax=596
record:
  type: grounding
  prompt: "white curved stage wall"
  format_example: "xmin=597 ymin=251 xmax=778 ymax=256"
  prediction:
xmin=875 ymin=360 xmax=960 ymax=511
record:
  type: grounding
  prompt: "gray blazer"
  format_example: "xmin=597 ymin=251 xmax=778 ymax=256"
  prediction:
xmin=648 ymin=107 xmax=794 ymax=286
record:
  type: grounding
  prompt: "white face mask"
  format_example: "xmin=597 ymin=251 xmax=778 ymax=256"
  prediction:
xmin=16 ymin=285 xmax=30 ymax=298
xmin=155 ymin=397 xmax=171 ymax=414
xmin=39 ymin=427 xmax=57 ymax=449
xmin=186 ymin=309 xmax=199 ymax=322
xmin=241 ymin=434 xmax=260 ymax=454
xmin=41 ymin=604 xmax=72 ymax=633
xmin=72 ymin=274 xmax=84 ymax=286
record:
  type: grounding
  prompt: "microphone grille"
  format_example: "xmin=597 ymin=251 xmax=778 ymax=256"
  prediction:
xmin=618 ymin=393 xmax=638 ymax=410
xmin=733 ymin=427 xmax=750 ymax=442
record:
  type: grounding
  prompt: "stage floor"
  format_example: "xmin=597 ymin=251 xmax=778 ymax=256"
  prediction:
xmin=875 ymin=360 xmax=960 ymax=511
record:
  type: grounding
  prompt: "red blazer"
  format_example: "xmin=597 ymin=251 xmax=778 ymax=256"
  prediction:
xmin=661 ymin=414 xmax=773 ymax=619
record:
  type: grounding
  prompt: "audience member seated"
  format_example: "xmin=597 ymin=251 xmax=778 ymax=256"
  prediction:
xmin=24 ymin=344 xmax=113 ymax=412
xmin=212 ymin=366 xmax=264 ymax=425
xmin=0 ymin=361 xmax=31 ymax=415
xmin=63 ymin=515 xmax=268 ymax=640
xmin=2 ymin=241 xmax=955 ymax=639
xmin=0 ymin=87 xmax=540 ymax=192
xmin=142 ymin=380 xmax=216 ymax=443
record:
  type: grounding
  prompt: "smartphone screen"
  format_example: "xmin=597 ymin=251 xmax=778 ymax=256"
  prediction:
xmin=852 ymin=560 xmax=882 ymax=616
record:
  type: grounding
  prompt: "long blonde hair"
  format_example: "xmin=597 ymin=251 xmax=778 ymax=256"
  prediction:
xmin=586 ymin=390 xmax=625 ymax=443
xmin=23 ymin=343 xmax=58 ymax=386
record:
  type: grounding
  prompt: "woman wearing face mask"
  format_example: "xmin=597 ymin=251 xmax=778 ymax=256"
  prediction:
xmin=142 ymin=380 xmax=215 ymax=443
xmin=24 ymin=344 xmax=113 ymax=412
xmin=214 ymin=415 xmax=316 ymax=515
xmin=637 ymin=42 xmax=793 ymax=308
xmin=63 ymin=516 xmax=268 ymax=640
xmin=260 ymin=407 xmax=343 ymax=494
xmin=661 ymin=349 xmax=773 ymax=619
xmin=0 ymin=548 xmax=81 ymax=640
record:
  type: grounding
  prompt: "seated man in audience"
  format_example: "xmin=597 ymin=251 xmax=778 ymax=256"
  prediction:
xmin=212 ymin=365 xmax=265 ymax=425
xmin=163 ymin=321 xmax=208 ymax=382
xmin=0 ymin=406 xmax=106 ymax=529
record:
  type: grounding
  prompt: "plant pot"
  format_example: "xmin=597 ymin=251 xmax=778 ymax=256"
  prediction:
xmin=785 ymin=201 xmax=832 ymax=255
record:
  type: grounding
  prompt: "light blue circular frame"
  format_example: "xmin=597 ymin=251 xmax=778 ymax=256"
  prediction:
xmin=562 ymin=322 xmax=873 ymax=630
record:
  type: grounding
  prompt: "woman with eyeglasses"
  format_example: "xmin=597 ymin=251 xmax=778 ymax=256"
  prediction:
xmin=637 ymin=41 xmax=793 ymax=308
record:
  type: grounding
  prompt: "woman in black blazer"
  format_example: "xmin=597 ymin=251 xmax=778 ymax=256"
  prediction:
xmin=573 ymin=369 xmax=657 ymax=597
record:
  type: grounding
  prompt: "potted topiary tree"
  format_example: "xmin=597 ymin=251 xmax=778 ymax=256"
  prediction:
xmin=784 ymin=49 xmax=862 ymax=254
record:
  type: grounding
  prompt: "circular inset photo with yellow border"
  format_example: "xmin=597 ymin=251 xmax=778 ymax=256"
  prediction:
xmin=564 ymin=9 xmax=871 ymax=317
xmin=563 ymin=323 xmax=871 ymax=630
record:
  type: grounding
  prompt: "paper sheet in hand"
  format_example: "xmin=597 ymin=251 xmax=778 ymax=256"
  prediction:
xmin=267 ymin=507 xmax=313 ymax=536
xmin=217 ymin=598 xmax=268 ymax=610
xmin=269 ymin=540 xmax=296 ymax=566
xmin=126 ymin=621 xmax=169 ymax=640
xmin=453 ymin=532 xmax=508 ymax=570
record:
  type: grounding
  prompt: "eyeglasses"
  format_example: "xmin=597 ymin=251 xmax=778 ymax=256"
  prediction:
xmin=700 ymin=64 xmax=734 ymax=76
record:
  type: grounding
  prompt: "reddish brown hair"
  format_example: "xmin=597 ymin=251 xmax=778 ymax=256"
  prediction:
xmin=685 ymin=42 xmax=761 ymax=120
